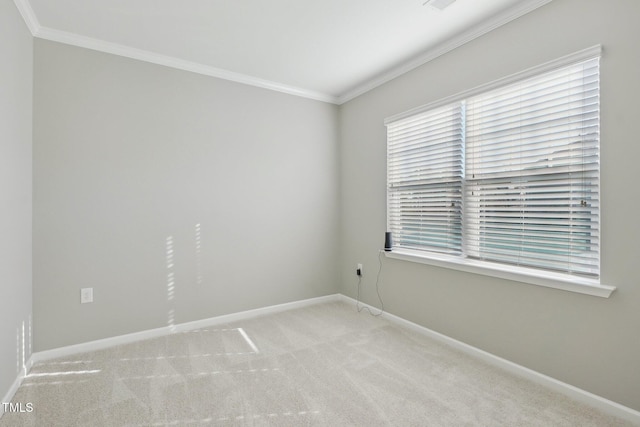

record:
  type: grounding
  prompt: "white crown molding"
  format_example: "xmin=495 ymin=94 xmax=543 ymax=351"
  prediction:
xmin=14 ymin=0 xmax=553 ymax=106
xmin=336 ymin=0 xmax=555 ymax=104
xmin=12 ymin=0 xmax=338 ymax=104
xmin=35 ymin=26 xmax=339 ymax=104
xmin=12 ymin=0 xmax=39 ymax=35
xmin=14 ymin=0 xmax=554 ymax=106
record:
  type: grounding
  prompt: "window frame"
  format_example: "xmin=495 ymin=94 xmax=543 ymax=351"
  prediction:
xmin=384 ymin=45 xmax=615 ymax=298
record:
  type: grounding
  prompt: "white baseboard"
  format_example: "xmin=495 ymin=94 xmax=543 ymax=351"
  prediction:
xmin=31 ymin=294 xmax=341 ymax=364
xmin=5 ymin=293 xmax=638 ymax=424
xmin=0 ymin=356 xmax=34 ymax=421
xmin=337 ymin=294 xmax=640 ymax=425
xmin=1 ymin=294 xmax=340 ymax=418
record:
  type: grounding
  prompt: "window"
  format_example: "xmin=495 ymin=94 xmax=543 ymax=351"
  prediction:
xmin=386 ymin=47 xmax=604 ymax=291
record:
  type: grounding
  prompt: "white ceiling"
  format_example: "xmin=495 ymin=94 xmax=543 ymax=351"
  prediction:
xmin=15 ymin=0 xmax=551 ymax=104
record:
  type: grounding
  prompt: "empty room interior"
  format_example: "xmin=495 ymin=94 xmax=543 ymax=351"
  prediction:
xmin=2 ymin=0 xmax=640 ymax=425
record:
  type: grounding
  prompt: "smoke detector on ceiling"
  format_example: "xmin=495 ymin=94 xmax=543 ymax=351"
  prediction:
xmin=423 ymin=0 xmax=456 ymax=10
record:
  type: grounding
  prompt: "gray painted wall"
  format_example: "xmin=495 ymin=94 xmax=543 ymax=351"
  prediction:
xmin=33 ymin=40 xmax=340 ymax=351
xmin=339 ymin=0 xmax=640 ymax=411
xmin=9 ymin=0 xmax=639 ymax=414
xmin=0 ymin=0 xmax=33 ymax=401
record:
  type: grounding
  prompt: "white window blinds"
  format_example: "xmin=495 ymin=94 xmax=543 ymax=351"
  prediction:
xmin=387 ymin=103 xmax=464 ymax=255
xmin=386 ymin=52 xmax=600 ymax=279
xmin=465 ymin=57 xmax=599 ymax=276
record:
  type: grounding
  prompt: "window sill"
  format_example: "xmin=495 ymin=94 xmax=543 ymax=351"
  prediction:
xmin=383 ymin=249 xmax=616 ymax=298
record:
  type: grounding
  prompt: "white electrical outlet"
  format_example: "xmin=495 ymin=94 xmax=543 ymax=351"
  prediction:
xmin=80 ymin=288 xmax=93 ymax=304
xmin=357 ymin=263 xmax=363 ymax=277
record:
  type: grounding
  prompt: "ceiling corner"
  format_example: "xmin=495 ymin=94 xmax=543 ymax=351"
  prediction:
xmin=34 ymin=25 xmax=340 ymax=105
xmin=336 ymin=0 xmax=555 ymax=105
xmin=13 ymin=0 xmax=40 ymax=36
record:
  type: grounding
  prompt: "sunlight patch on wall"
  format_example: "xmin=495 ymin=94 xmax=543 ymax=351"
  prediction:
xmin=195 ymin=223 xmax=202 ymax=285
xmin=166 ymin=236 xmax=176 ymax=332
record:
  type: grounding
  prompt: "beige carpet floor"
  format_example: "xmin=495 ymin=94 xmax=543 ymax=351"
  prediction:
xmin=1 ymin=300 xmax=635 ymax=426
